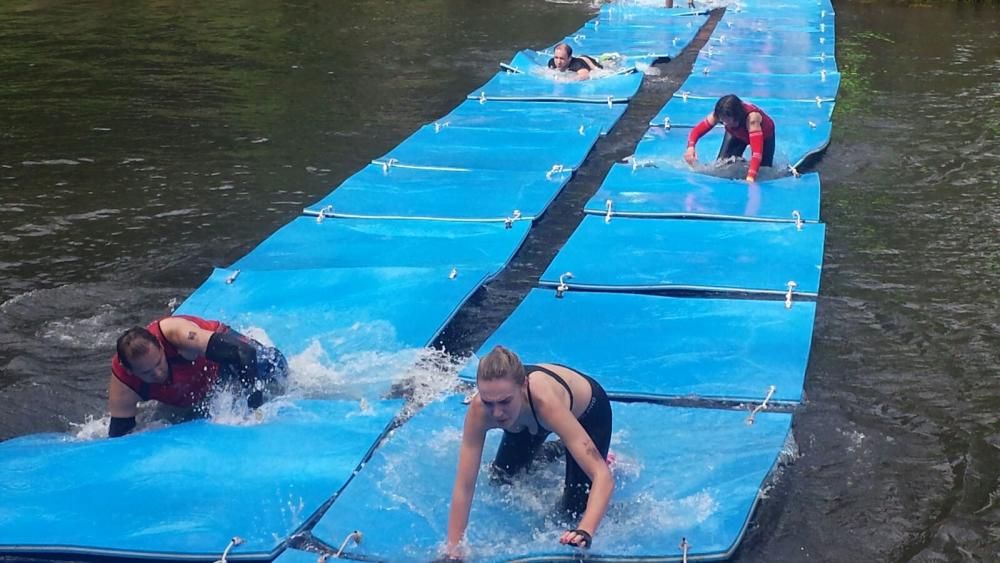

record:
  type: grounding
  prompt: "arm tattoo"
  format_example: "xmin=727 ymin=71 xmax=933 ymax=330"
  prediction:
xmin=187 ymin=331 xmax=197 ymax=341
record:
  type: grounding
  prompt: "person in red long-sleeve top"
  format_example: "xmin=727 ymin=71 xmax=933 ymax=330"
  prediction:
xmin=683 ymin=94 xmax=776 ymax=182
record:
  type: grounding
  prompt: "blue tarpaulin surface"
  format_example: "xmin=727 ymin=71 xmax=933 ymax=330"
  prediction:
xmin=586 ymin=163 xmax=821 ymax=222
xmin=468 ymin=70 xmax=644 ymax=103
xmin=232 ymin=217 xmax=531 ymax=271
xmin=310 ymin=396 xmax=792 ymax=562
xmin=301 ymin=164 xmax=569 ymax=221
xmin=0 ymin=400 xmax=400 ymax=558
xmin=539 ymin=215 xmax=825 ymax=295
xmin=462 ymin=288 xmax=814 ymax=403
xmin=374 ymin=124 xmax=602 ymax=172
xmin=680 ymin=71 xmax=840 ymax=101
xmin=176 ymin=266 xmax=499 ymax=356
xmin=438 ymin=99 xmax=626 ymax=136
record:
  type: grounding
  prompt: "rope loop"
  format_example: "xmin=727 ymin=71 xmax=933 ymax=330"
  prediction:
xmin=702 ymin=66 xmax=709 ymax=75
xmin=746 ymin=386 xmax=777 ymax=425
xmin=792 ymin=210 xmax=803 ymax=231
xmin=606 ymin=96 xmax=613 ymax=108
xmin=546 ymin=164 xmax=566 ymax=180
xmin=555 ymin=272 xmax=573 ymax=299
xmin=316 ymin=204 xmax=334 ymax=223
xmin=680 ymin=537 xmax=690 ymax=563
xmin=380 ymin=158 xmax=398 ymax=173
xmin=504 ymin=209 xmax=522 ymax=229
xmin=334 ymin=530 xmax=363 ymax=558
xmin=578 ymin=124 xmax=586 ymax=136
xmin=663 ymin=116 xmax=671 ymax=129
xmin=820 ymin=69 xmax=827 ymax=81
xmin=788 ymin=165 xmax=801 ymax=178
xmin=681 ymin=91 xmax=690 ymax=102
xmin=808 ymin=120 xmax=817 ymax=129
xmin=815 ymin=96 xmax=823 ymax=107
xmin=449 ymin=268 xmax=458 ymax=280
xmin=784 ymin=280 xmax=798 ymax=309
xmin=478 ymin=91 xmax=487 ymax=104
xmin=225 ymin=270 xmax=241 ymax=285
xmin=605 ymin=199 xmax=614 ymax=224
xmin=212 ymin=536 xmax=244 ymax=563
xmin=434 ymin=121 xmax=450 ymax=133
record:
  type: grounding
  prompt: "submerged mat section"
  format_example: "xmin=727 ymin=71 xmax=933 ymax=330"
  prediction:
xmin=302 ymin=165 xmax=568 ymax=221
xmin=463 ymin=289 xmax=814 ymax=403
xmin=587 ymin=163 xmax=821 ymax=222
xmin=232 ymin=217 xmax=531 ymax=271
xmin=374 ymin=125 xmax=602 ymax=172
xmin=0 ymin=399 xmax=400 ymax=558
xmin=540 ymin=215 xmax=825 ymax=295
xmin=633 ymin=122 xmax=833 ymax=169
xmin=310 ymin=396 xmax=792 ymax=562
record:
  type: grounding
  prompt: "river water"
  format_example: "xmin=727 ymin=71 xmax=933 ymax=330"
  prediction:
xmin=1 ymin=0 xmax=998 ymax=561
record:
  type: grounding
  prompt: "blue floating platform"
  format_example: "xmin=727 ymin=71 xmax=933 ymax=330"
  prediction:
xmin=0 ymin=400 xmax=400 ymax=559
xmin=539 ymin=215 xmax=825 ymax=295
xmin=464 ymin=288 xmax=815 ymax=403
xmin=439 ymin=99 xmax=626 ymax=136
xmin=468 ymin=70 xmax=644 ymax=103
xmin=650 ymin=94 xmax=835 ymax=128
xmin=586 ymin=162 xmax=821 ymax=222
xmin=310 ymin=396 xmax=792 ymax=562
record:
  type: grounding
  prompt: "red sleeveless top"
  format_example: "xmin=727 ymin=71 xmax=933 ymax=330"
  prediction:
xmin=724 ymin=102 xmax=775 ymax=143
xmin=111 ymin=315 xmax=227 ymax=407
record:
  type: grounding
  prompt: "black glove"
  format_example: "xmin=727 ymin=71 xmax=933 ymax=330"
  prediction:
xmin=247 ymin=389 xmax=264 ymax=410
xmin=566 ymin=528 xmax=592 ymax=549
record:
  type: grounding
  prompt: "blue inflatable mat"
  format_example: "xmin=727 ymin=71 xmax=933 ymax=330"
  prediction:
xmin=554 ymin=30 xmax=697 ymax=63
xmin=650 ymin=94 xmax=835 ymax=128
xmin=695 ymin=54 xmax=837 ymax=76
xmin=680 ymin=71 xmax=840 ymax=101
xmin=311 ymin=396 xmax=792 ymax=562
xmin=585 ymin=163 xmax=821 ymax=222
xmin=707 ymin=26 xmax=835 ymax=45
xmin=593 ymin=4 xmax=709 ymax=26
xmin=469 ymin=69 xmax=644 ymax=103
xmin=233 ymin=217 xmax=530 ymax=271
xmin=0 ymin=399 xmax=399 ymax=559
xmin=634 ymin=122 xmax=833 ymax=170
xmin=175 ymin=266 xmax=499 ymax=357
xmin=301 ymin=165 xmax=567 ymax=222
xmin=539 ymin=215 xmax=825 ymax=295
xmin=463 ymin=288 xmax=814 ymax=402
xmin=718 ymin=14 xmax=835 ymax=34
xmin=438 ymin=99 xmax=626 ymax=136
xmin=374 ymin=124 xmax=601 ymax=173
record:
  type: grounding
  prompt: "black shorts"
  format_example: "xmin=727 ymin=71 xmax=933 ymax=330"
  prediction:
xmin=718 ymin=132 xmax=775 ymax=167
xmin=490 ymin=373 xmax=613 ymax=518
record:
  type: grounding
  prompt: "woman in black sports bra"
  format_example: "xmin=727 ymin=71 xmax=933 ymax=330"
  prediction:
xmin=444 ymin=345 xmax=613 ymax=558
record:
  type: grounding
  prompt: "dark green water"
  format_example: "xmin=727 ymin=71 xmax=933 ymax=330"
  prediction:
xmin=1 ymin=0 xmax=998 ymax=560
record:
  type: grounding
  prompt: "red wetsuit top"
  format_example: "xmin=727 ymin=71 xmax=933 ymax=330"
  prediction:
xmin=724 ymin=102 xmax=775 ymax=143
xmin=111 ymin=315 xmax=227 ymax=407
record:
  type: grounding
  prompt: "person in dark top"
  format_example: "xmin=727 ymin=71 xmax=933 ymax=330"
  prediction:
xmin=547 ymin=42 xmax=603 ymax=81
xmin=106 ymin=314 xmax=288 ymax=437
xmin=684 ymin=94 xmax=777 ymax=182
xmin=444 ymin=345 xmax=613 ymax=558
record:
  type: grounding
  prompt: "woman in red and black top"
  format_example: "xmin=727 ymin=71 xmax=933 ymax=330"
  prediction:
xmin=107 ymin=315 xmax=287 ymax=437
xmin=684 ymin=94 xmax=776 ymax=182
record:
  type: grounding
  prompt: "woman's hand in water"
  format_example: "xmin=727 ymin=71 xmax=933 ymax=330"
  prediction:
xmin=560 ymin=528 xmax=593 ymax=549
xmin=684 ymin=146 xmax=698 ymax=166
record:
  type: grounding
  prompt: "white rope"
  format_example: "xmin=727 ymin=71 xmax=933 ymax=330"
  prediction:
xmin=606 ymin=96 xmax=613 ymax=108
xmin=788 ymin=165 xmax=801 ymax=178
xmin=555 ymin=272 xmax=573 ymax=298
xmin=225 ymin=270 xmax=241 ymax=285
xmin=503 ymin=209 xmax=522 ymax=229
xmin=212 ymin=536 xmax=244 ymax=563
xmin=681 ymin=91 xmax=690 ymax=101
xmin=372 ymin=160 xmax=472 ymax=173
xmin=315 ymin=204 xmax=334 ymax=223
xmin=679 ymin=537 xmax=690 ymax=563
xmin=378 ymin=158 xmax=398 ymax=173
xmin=546 ymin=164 xmax=566 ymax=180
xmin=578 ymin=124 xmax=586 ymax=136
xmin=819 ymin=36 xmax=826 ymax=45
xmin=792 ymin=211 xmax=803 ymax=231
xmin=478 ymin=91 xmax=486 ymax=104
xmin=785 ymin=281 xmax=798 ymax=309
xmin=306 ymin=209 xmax=525 ymax=224
xmin=702 ymin=66 xmax=709 ymax=75
xmin=746 ymin=385 xmax=776 ymax=426
xmin=821 ymin=23 xmax=826 ymax=33
xmin=820 ymin=52 xmax=827 ymax=62
xmin=449 ymin=268 xmax=458 ymax=280
xmin=605 ymin=199 xmax=614 ymax=224
xmin=334 ymin=530 xmax=363 ymax=558
xmin=815 ymin=96 xmax=823 ymax=107
xmin=434 ymin=121 xmax=450 ymax=133
xmin=663 ymin=116 xmax=671 ymax=129
xmin=820 ymin=69 xmax=827 ymax=81
xmin=808 ymin=120 xmax=817 ymax=129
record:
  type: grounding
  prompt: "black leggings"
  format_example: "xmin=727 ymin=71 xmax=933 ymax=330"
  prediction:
xmin=490 ymin=375 xmax=613 ymax=518
xmin=718 ymin=131 xmax=775 ymax=167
